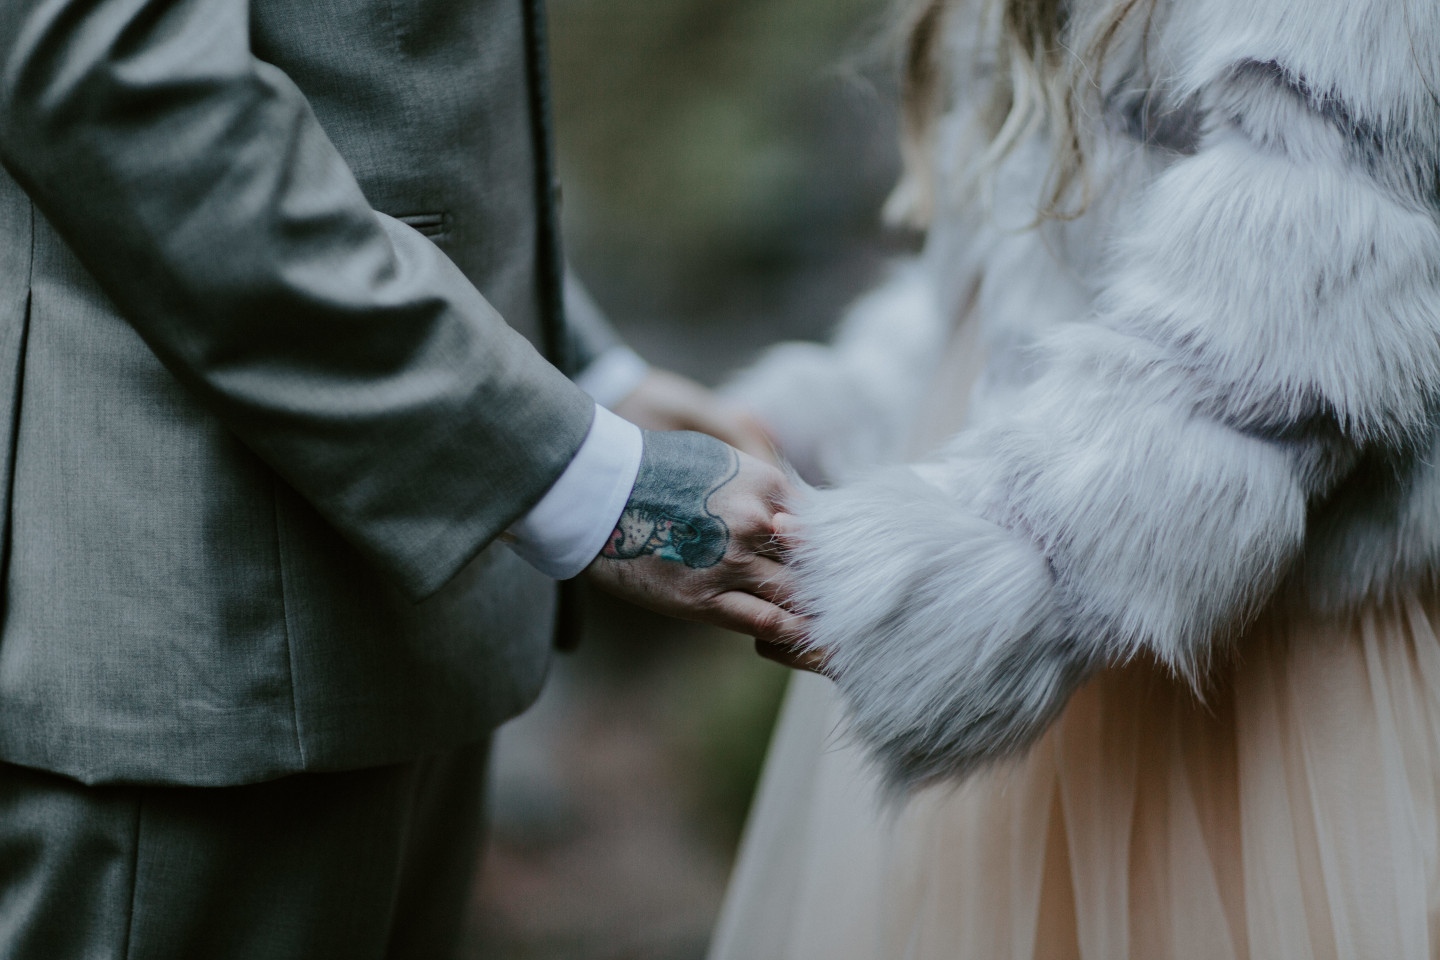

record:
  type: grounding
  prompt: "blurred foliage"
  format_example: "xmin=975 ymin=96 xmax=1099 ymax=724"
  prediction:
xmin=576 ymin=592 xmax=791 ymax=852
xmin=550 ymin=0 xmax=892 ymax=248
xmin=549 ymin=0 xmax=906 ymax=374
xmin=661 ymin=640 xmax=792 ymax=846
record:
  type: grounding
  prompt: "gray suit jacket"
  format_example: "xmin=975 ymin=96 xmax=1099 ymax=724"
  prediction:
xmin=0 ymin=0 xmax=607 ymax=785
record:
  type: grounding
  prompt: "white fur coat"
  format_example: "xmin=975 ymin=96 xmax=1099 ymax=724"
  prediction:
xmin=728 ymin=0 xmax=1440 ymax=789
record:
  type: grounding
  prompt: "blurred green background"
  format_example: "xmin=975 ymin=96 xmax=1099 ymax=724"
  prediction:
xmin=550 ymin=0 xmax=908 ymax=376
xmin=473 ymin=0 xmax=906 ymax=956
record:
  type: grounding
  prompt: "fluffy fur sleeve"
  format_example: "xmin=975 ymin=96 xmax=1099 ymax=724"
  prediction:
xmin=796 ymin=56 xmax=1440 ymax=789
xmin=721 ymin=260 xmax=951 ymax=481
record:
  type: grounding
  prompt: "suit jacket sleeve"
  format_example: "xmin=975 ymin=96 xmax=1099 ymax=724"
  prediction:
xmin=791 ymin=57 xmax=1440 ymax=788
xmin=0 ymin=0 xmax=598 ymax=600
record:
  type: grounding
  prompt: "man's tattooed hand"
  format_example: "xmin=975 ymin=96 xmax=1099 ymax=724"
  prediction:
xmin=583 ymin=430 xmax=804 ymax=646
xmin=601 ymin=431 xmax=739 ymax=569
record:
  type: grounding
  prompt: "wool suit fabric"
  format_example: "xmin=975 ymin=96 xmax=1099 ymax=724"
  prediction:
xmin=0 ymin=0 xmax=612 ymax=953
xmin=0 ymin=0 xmax=608 ymax=786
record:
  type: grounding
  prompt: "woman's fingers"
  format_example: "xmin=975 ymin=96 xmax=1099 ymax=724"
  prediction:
xmin=771 ymin=512 xmax=802 ymax=550
xmin=687 ymin=408 xmax=779 ymax=465
xmin=754 ymin=530 xmax=785 ymax=562
xmin=611 ymin=370 xmax=781 ymax=465
xmin=749 ymin=510 xmax=802 ymax=562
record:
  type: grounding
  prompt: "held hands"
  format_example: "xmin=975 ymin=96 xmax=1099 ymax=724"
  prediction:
xmin=588 ymin=368 xmax=829 ymax=672
xmin=583 ymin=430 xmax=806 ymax=646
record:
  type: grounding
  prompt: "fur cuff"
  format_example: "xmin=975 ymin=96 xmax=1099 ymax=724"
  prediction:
xmin=791 ymin=469 xmax=1100 ymax=790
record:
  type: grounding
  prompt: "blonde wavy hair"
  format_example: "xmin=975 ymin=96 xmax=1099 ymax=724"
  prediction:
xmin=893 ymin=0 xmax=1158 ymax=225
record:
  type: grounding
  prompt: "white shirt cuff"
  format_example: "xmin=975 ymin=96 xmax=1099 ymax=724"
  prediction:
xmin=504 ymin=404 xmax=644 ymax=580
xmin=574 ymin=345 xmax=651 ymax=409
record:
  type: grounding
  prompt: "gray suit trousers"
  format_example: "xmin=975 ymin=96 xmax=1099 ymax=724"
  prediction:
xmin=0 ymin=745 xmax=490 ymax=960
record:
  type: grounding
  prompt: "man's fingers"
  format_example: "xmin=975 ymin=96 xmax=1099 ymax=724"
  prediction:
xmin=754 ymin=638 xmax=831 ymax=676
xmin=743 ymin=556 xmax=797 ymax=608
xmin=715 ymin=542 xmax=795 ymax=607
xmin=708 ymin=590 xmax=807 ymax=644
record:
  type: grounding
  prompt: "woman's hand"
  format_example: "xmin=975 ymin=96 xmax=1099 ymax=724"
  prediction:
xmin=613 ymin=369 xmax=779 ymax=465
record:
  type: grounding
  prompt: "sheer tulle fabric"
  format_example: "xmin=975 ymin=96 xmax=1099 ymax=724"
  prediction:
xmin=709 ymin=594 xmax=1440 ymax=959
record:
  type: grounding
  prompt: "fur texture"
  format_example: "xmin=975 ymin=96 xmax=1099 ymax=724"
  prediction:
xmin=722 ymin=261 xmax=950 ymax=483
xmin=739 ymin=0 xmax=1440 ymax=789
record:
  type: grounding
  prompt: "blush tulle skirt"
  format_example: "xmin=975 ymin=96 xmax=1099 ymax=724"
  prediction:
xmin=708 ymin=592 xmax=1440 ymax=959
